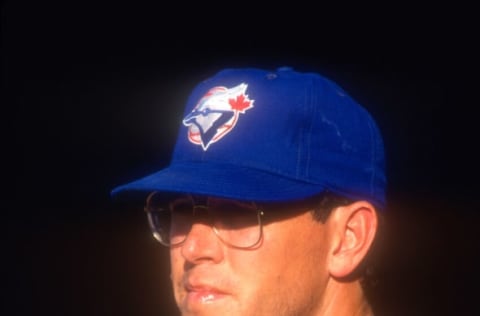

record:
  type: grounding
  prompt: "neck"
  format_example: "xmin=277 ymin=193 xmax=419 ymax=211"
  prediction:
xmin=316 ymin=279 xmax=373 ymax=316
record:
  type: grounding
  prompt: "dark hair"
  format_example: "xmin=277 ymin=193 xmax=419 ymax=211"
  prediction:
xmin=310 ymin=191 xmax=385 ymax=309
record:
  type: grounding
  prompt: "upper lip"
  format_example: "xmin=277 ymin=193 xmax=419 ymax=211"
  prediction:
xmin=184 ymin=281 xmax=228 ymax=295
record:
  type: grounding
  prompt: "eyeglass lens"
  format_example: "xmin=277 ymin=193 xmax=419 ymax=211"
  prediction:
xmin=146 ymin=194 xmax=262 ymax=248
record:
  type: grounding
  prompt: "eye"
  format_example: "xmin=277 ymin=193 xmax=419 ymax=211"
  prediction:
xmin=170 ymin=197 xmax=193 ymax=216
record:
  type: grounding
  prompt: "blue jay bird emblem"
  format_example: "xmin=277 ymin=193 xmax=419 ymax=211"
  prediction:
xmin=183 ymin=83 xmax=254 ymax=150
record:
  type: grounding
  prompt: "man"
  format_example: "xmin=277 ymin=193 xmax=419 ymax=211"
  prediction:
xmin=111 ymin=66 xmax=387 ymax=316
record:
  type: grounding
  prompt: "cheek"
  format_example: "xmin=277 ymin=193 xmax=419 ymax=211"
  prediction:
xmin=231 ymin=218 xmax=330 ymax=304
xmin=169 ymin=249 xmax=186 ymax=300
xmin=170 ymin=248 xmax=182 ymax=273
xmin=261 ymin=216 xmax=330 ymax=273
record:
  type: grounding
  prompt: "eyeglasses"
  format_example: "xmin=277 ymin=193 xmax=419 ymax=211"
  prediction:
xmin=144 ymin=192 xmax=264 ymax=249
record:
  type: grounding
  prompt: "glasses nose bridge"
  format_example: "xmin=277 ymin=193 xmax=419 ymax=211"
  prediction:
xmin=192 ymin=204 xmax=210 ymax=217
xmin=190 ymin=204 xmax=217 ymax=229
xmin=182 ymin=204 xmax=221 ymax=246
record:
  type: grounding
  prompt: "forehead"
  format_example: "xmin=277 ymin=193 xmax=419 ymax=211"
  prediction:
xmin=147 ymin=192 xmax=323 ymax=209
xmin=179 ymin=194 xmax=320 ymax=209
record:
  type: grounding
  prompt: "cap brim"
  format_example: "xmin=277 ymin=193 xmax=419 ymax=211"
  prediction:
xmin=110 ymin=162 xmax=327 ymax=203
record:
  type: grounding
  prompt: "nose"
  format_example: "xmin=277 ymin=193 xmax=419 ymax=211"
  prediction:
xmin=179 ymin=221 xmax=224 ymax=264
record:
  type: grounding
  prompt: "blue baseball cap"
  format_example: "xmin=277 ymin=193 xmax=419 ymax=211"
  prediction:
xmin=111 ymin=66 xmax=387 ymax=208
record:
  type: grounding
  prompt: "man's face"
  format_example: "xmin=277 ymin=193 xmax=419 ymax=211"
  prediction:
xmin=169 ymin=197 xmax=332 ymax=316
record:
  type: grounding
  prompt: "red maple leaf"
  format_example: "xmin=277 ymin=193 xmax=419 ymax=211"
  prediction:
xmin=229 ymin=94 xmax=251 ymax=112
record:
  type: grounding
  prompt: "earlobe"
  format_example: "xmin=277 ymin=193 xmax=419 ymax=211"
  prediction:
xmin=328 ymin=201 xmax=378 ymax=279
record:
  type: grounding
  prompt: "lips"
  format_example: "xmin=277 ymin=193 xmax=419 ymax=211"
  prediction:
xmin=184 ymin=282 xmax=229 ymax=305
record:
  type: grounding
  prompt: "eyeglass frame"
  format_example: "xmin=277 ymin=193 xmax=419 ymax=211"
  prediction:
xmin=144 ymin=192 xmax=265 ymax=249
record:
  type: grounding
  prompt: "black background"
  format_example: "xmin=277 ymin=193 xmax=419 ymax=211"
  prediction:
xmin=5 ymin=1 xmax=479 ymax=315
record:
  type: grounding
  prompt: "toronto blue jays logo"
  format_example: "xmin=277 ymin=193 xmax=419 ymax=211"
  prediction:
xmin=183 ymin=83 xmax=254 ymax=150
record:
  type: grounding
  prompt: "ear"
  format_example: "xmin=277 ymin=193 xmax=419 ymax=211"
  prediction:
xmin=327 ymin=201 xmax=378 ymax=279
